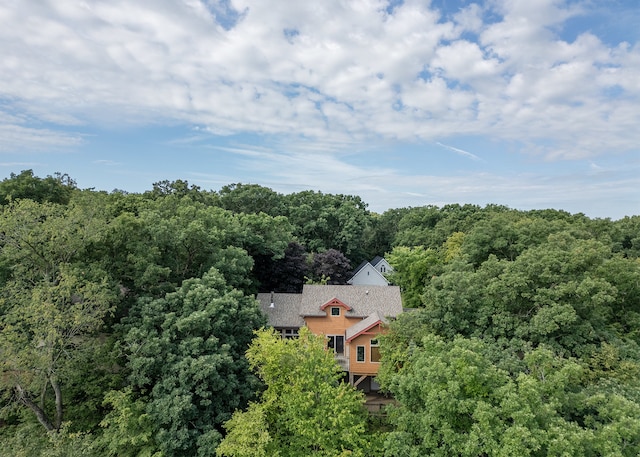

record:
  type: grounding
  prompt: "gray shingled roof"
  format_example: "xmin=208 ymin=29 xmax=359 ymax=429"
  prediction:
xmin=345 ymin=311 xmax=388 ymax=341
xmin=349 ymin=260 xmax=370 ymax=277
xmin=370 ymin=256 xmax=384 ymax=267
xmin=300 ymin=285 xmax=402 ymax=318
xmin=258 ymin=285 xmax=402 ymax=329
xmin=256 ymin=293 xmax=305 ymax=328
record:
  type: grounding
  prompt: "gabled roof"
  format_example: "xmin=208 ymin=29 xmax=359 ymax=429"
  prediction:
xmin=257 ymin=285 xmax=402 ymax=329
xmin=256 ymin=293 xmax=305 ymax=328
xmin=346 ymin=311 xmax=387 ymax=341
xmin=347 ymin=263 xmax=389 ymax=286
xmin=320 ymin=297 xmax=352 ymax=311
xmin=350 ymin=260 xmax=370 ymax=277
xmin=370 ymin=256 xmax=385 ymax=267
xmin=300 ymin=285 xmax=402 ymax=318
xmin=347 ymin=256 xmax=391 ymax=286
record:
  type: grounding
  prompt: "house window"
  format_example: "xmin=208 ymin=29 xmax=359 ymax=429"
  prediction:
xmin=283 ymin=328 xmax=299 ymax=339
xmin=370 ymin=339 xmax=381 ymax=363
xmin=331 ymin=307 xmax=340 ymax=316
xmin=356 ymin=346 xmax=365 ymax=362
xmin=327 ymin=335 xmax=345 ymax=355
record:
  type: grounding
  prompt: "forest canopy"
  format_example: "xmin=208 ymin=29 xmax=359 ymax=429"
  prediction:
xmin=0 ymin=170 xmax=639 ymax=456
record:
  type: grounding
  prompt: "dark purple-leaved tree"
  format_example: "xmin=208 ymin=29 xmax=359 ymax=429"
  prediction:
xmin=311 ymin=249 xmax=351 ymax=285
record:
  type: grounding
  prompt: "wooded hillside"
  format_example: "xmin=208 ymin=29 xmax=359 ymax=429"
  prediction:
xmin=1 ymin=170 xmax=639 ymax=456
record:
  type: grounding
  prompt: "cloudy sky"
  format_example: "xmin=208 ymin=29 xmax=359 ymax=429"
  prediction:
xmin=1 ymin=0 xmax=638 ymax=218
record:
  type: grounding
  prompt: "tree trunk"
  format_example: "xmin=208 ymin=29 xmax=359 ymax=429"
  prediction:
xmin=15 ymin=384 xmax=56 ymax=432
xmin=51 ymin=377 xmax=63 ymax=429
xmin=40 ymin=379 xmax=48 ymax=411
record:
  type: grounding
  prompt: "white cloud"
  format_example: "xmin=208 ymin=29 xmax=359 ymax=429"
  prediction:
xmin=436 ymin=142 xmax=482 ymax=161
xmin=432 ymin=40 xmax=502 ymax=81
xmin=210 ymin=144 xmax=396 ymax=196
xmin=0 ymin=0 xmax=638 ymax=162
xmin=453 ymin=3 xmax=484 ymax=34
xmin=189 ymin=143 xmax=639 ymax=218
xmin=0 ymin=162 xmax=43 ymax=168
xmin=0 ymin=124 xmax=83 ymax=153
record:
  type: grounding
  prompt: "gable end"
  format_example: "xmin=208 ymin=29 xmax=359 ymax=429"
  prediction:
xmin=320 ymin=297 xmax=353 ymax=312
xmin=346 ymin=320 xmax=383 ymax=342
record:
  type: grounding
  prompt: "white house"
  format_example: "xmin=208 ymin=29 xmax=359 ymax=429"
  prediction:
xmin=370 ymin=256 xmax=392 ymax=275
xmin=347 ymin=256 xmax=393 ymax=286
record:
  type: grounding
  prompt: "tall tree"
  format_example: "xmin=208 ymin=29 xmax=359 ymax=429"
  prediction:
xmin=613 ymin=215 xmax=640 ymax=259
xmin=216 ymin=328 xmax=376 ymax=457
xmin=361 ymin=208 xmax=411 ymax=259
xmin=386 ymin=246 xmax=441 ymax=308
xmin=379 ymin=333 xmax=640 ymax=457
xmin=310 ymin=249 xmax=351 ymax=285
xmin=118 ymin=268 xmax=266 ymax=457
xmin=217 ymin=183 xmax=284 ymax=216
xmin=97 ymin=197 xmax=290 ymax=297
xmin=393 ymin=204 xmax=491 ymax=250
xmin=146 ymin=179 xmax=217 ymax=205
xmin=283 ymin=191 xmax=372 ymax=261
xmin=0 ymin=169 xmax=77 ymax=205
xmin=417 ymin=232 xmax=640 ymax=358
xmin=256 ymin=241 xmax=309 ymax=293
xmin=0 ymin=199 xmax=116 ymax=431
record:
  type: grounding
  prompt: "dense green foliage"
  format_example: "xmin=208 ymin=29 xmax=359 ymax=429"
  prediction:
xmin=379 ymin=335 xmax=640 ymax=456
xmin=113 ymin=268 xmax=266 ymax=456
xmin=1 ymin=169 xmax=639 ymax=456
xmin=0 ymin=198 xmax=117 ymax=433
xmin=379 ymin=204 xmax=640 ymax=456
xmin=217 ymin=328 xmax=377 ymax=457
xmin=0 ymin=170 xmax=77 ymax=205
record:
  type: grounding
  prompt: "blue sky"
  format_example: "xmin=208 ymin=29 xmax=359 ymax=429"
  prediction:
xmin=0 ymin=0 xmax=638 ymax=218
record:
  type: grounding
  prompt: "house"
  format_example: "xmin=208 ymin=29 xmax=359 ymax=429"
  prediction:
xmin=257 ymin=284 xmax=403 ymax=392
xmin=347 ymin=256 xmax=393 ymax=286
xmin=371 ymin=256 xmax=393 ymax=275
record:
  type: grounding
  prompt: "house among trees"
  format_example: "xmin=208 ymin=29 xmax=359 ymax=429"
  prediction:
xmin=347 ymin=255 xmax=393 ymax=286
xmin=257 ymin=284 xmax=403 ymax=392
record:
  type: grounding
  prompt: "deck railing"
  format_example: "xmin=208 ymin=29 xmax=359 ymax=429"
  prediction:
xmin=335 ymin=354 xmax=349 ymax=371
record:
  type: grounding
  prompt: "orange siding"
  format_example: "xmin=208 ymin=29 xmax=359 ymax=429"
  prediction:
xmin=305 ymin=312 xmax=386 ymax=376
xmin=349 ymin=328 xmax=383 ymax=375
xmin=305 ymin=312 xmax=353 ymax=335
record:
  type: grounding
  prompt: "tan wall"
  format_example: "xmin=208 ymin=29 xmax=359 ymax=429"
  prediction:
xmin=305 ymin=312 xmax=354 ymax=335
xmin=305 ymin=311 xmax=384 ymax=376
xmin=348 ymin=330 xmax=382 ymax=375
